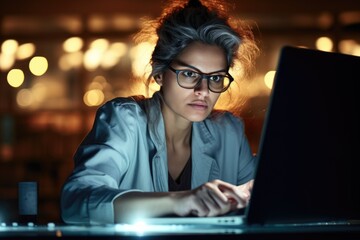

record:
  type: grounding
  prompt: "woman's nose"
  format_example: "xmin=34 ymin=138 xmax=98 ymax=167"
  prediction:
xmin=194 ymin=78 xmax=209 ymax=96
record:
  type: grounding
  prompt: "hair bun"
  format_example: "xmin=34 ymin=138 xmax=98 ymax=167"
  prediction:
xmin=186 ymin=0 xmax=203 ymax=8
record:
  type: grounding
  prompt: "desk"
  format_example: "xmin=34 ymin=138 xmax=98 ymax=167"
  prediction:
xmin=0 ymin=222 xmax=360 ymax=239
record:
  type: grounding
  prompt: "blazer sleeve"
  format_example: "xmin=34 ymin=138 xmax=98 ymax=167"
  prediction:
xmin=60 ymin=99 xmax=143 ymax=224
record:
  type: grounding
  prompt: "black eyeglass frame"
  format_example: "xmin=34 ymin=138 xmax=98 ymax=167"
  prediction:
xmin=168 ymin=66 xmax=234 ymax=93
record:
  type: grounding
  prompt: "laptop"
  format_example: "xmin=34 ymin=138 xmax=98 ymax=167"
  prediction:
xmin=131 ymin=46 xmax=360 ymax=227
xmin=246 ymin=46 xmax=360 ymax=226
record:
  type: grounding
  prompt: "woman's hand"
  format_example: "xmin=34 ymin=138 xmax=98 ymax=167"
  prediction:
xmin=114 ymin=179 xmax=254 ymax=223
xmin=173 ymin=179 xmax=253 ymax=217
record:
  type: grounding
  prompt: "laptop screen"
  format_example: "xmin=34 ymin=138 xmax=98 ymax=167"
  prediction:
xmin=246 ymin=46 xmax=360 ymax=225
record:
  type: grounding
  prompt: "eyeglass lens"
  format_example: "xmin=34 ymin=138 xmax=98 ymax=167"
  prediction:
xmin=177 ymin=70 xmax=231 ymax=92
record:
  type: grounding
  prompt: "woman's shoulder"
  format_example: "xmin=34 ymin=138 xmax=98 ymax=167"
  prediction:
xmin=106 ymin=95 xmax=146 ymax=106
xmin=99 ymin=95 xmax=147 ymax=112
xmin=93 ymin=95 xmax=152 ymax=125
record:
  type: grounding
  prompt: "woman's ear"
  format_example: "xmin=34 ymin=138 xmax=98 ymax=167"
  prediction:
xmin=154 ymin=74 xmax=163 ymax=86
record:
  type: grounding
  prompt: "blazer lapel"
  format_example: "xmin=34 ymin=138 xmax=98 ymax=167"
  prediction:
xmin=147 ymin=93 xmax=169 ymax=192
xmin=191 ymin=121 xmax=220 ymax=188
xmin=191 ymin=153 xmax=219 ymax=188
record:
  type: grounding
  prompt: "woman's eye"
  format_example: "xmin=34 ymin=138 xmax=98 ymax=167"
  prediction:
xmin=182 ymin=71 xmax=198 ymax=78
xmin=209 ymin=75 xmax=224 ymax=82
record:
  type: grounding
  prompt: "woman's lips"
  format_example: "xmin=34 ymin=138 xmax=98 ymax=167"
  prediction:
xmin=188 ymin=101 xmax=208 ymax=110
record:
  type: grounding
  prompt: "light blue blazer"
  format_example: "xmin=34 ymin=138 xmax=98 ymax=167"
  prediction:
xmin=61 ymin=92 xmax=256 ymax=224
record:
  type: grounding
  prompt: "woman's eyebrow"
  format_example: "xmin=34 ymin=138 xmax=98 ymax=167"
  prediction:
xmin=173 ymin=59 xmax=228 ymax=74
xmin=173 ymin=59 xmax=201 ymax=71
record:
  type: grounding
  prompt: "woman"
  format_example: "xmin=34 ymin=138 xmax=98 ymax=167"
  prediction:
xmin=61 ymin=0 xmax=259 ymax=224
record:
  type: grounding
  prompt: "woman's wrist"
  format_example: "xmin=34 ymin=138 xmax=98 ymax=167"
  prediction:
xmin=114 ymin=191 xmax=185 ymax=223
xmin=169 ymin=190 xmax=193 ymax=217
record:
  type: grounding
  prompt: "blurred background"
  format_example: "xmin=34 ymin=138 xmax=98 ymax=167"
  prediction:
xmin=0 ymin=0 xmax=359 ymax=224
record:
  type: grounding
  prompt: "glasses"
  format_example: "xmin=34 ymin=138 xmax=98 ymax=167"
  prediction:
xmin=168 ymin=66 xmax=234 ymax=93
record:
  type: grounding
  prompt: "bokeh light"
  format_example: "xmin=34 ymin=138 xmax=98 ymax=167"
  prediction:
xmin=7 ymin=69 xmax=25 ymax=88
xmin=83 ymin=89 xmax=105 ymax=106
xmin=339 ymin=39 xmax=360 ymax=56
xmin=63 ymin=37 xmax=83 ymax=53
xmin=16 ymin=43 xmax=36 ymax=60
xmin=16 ymin=89 xmax=34 ymax=108
xmin=264 ymin=71 xmax=276 ymax=89
xmin=59 ymin=52 xmax=83 ymax=70
xmin=29 ymin=56 xmax=48 ymax=76
xmin=0 ymin=53 xmax=15 ymax=71
xmin=1 ymin=39 xmax=18 ymax=55
xmin=316 ymin=36 xmax=333 ymax=52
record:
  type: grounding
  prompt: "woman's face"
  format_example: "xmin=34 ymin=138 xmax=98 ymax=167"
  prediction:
xmin=157 ymin=41 xmax=227 ymax=123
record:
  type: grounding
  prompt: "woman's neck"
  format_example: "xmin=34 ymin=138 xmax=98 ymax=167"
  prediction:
xmin=164 ymin=117 xmax=192 ymax=148
xmin=161 ymin=105 xmax=192 ymax=148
